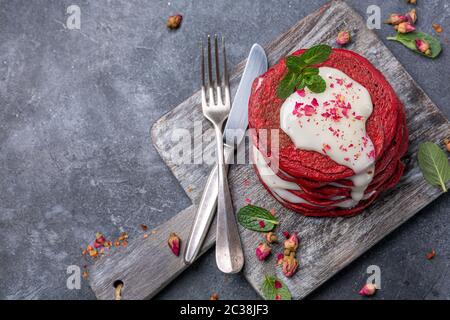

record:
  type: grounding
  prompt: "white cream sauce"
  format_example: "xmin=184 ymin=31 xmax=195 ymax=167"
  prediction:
xmin=279 ymin=67 xmax=376 ymax=202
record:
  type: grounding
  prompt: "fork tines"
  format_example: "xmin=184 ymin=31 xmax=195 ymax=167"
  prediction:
xmin=201 ymin=35 xmax=230 ymax=107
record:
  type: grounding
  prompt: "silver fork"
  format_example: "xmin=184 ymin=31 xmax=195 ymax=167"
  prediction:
xmin=201 ymin=35 xmax=244 ymax=274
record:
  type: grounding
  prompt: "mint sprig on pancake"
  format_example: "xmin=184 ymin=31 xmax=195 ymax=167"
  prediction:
xmin=277 ymin=44 xmax=332 ymax=99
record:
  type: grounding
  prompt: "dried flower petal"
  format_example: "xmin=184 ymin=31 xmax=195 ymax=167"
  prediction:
xmin=359 ymin=283 xmax=377 ymax=296
xmin=395 ymin=22 xmax=416 ymax=33
xmin=284 ymin=233 xmax=299 ymax=253
xmin=94 ymin=232 xmax=106 ymax=248
xmin=265 ymin=232 xmax=278 ymax=244
xmin=167 ymin=14 xmax=182 ymax=30
xmin=140 ymin=224 xmax=148 ymax=231
xmin=282 ymin=231 xmax=290 ymax=239
xmin=209 ymin=293 xmax=219 ymax=300
xmin=143 ymin=234 xmax=149 ymax=239
xmin=444 ymin=138 xmax=450 ymax=152
xmin=276 ymin=253 xmax=284 ymax=266
xmin=432 ymin=23 xmax=443 ymax=33
xmin=406 ymin=9 xmax=417 ymax=24
xmin=168 ymin=232 xmax=181 ymax=256
xmin=256 ymin=242 xmax=271 ymax=261
xmin=282 ymin=254 xmax=299 ymax=277
xmin=82 ymin=271 xmax=89 ymax=279
xmin=274 ymin=280 xmax=283 ymax=289
xmin=426 ymin=249 xmax=436 ymax=260
xmin=406 ymin=0 xmax=416 ymax=4
xmin=336 ymin=31 xmax=351 ymax=46
xmin=384 ymin=14 xmax=408 ymax=25
xmin=415 ymin=39 xmax=432 ymax=56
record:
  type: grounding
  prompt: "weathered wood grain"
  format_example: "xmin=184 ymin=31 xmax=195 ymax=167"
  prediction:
xmin=89 ymin=0 xmax=450 ymax=300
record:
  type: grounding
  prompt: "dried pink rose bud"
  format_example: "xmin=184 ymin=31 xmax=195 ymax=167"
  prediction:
xmin=336 ymin=31 xmax=351 ymax=46
xmin=359 ymin=283 xmax=377 ymax=296
xmin=415 ymin=39 xmax=431 ymax=56
xmin=406 ymin=9 xmax=417 ymax=24
xmin=265 ymin=232 xmax=278 ymax=244
xmin=395 ymin=22 xmax=416 ymax=33
xmin=284 ymin=233 xmax=299 ymax=253
xmin=282 ymin=254 xmax=299 ymax=277
xmin=256 ymin=242 xmax=271 ymax=261
xmin=384 ymin=14 xmax=408 ymax=25
xmin=168 ymin=232 xmax=181 ymax=256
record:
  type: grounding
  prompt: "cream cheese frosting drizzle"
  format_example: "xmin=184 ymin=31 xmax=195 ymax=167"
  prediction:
xmin=280 ymin=67 xmax=376 ymax=203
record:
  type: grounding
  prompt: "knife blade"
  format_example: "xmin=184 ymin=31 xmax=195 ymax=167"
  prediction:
xmin=184 ymin=44 xmax=268 ymax=265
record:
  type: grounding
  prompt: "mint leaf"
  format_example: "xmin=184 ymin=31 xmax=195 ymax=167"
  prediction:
xmin=262 ymin=276 xmax=292 ymax=300
xmin=286 ymin=56 xmax=306 ymax=73
xmin=237 ymin=205 xmax=279 ymax=232
xmin=306 ymin=75 xmax=327 ymax=93
xmin=277 ymin=44 xmax=331 ymax=99
xmin=277 ymin=71 xmax=300 ymax=99
xmin=418 ymin=142 xmax=450 ymax=192
xmin=302 ymin=67 xmax=320 ymax=76
xmin=387 ymin=31 xmax=442 ymax=58
xmin=299 ymin=44 xmax=332 ymax=65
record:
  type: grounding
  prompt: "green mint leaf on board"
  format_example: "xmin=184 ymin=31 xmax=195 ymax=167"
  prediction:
xmin=277 ymin=71 xmax=300 ymax=99
xmin=286 ymin=56 xmax=306 ymax=73
xmin=299 ymin=44 xmax=332 ymax=65
xmin=262 ymin=276 xmax=292 ymax=300
xmin=306 ymin=75 xmax=327 ymax=93
xmin=237 ymin=205 xmax=279 ymax=232
xmin=417 ymin=142 xmax=450 ymax=192
xmin=277 ymin=44 xmax=331 ymax=98
xmin=387 ymin=31 xmax=442 ymax=58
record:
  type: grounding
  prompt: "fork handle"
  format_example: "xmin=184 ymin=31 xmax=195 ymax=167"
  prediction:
xmin=214 ymin=126 xmax=244 ymax=274
xmin=183 ymin=144 xmax=234 ymax=265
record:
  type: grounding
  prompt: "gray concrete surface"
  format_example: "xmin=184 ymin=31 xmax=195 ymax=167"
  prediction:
xmin=0 ymin=0 xmax=449 ymax=300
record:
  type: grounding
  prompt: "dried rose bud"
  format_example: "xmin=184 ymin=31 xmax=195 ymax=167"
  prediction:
xmin=284 ymin=233 xmax=299 ymax=253
xmin=384 ymin=14 xmax=408 ymax=25
xmin=336 ymin=31 xmax=351 ymax=46
xmin=406 ymin=9 xmax=417 ymax=24
xmin=444 ymin=139 xmax=450 ymax=152
xmin=256 ymin=242 xmax=271 ymax=261
xmin=265 ymin=232 xmax=278 ymax=244
xmin=395 ymin=22 xmax=416 ymax=33
xmin=282 ymin=254 xmax=299 ymax=277
xmin=432 ymin=23 xmax=443 ymax=33
xmin=167 ymin=14 xmax=182 ymax=30
xmin=415 ymin=39 xmax=432 ymax=56
xmin=282 ymin=231 xmax=290 ymax=239
xmin=406 ymin=0 xmax=417 ymax=4
xmin=168 ymin=232 xmax=181 ymax=256
xmin=359 ymin=283 xmax=377 ymax=296
xmin=209 ymin=293 xmax=219 ymax=300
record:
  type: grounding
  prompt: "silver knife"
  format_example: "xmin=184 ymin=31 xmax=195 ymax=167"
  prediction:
xmin=184 ymin=44 xmax=268 ymax=265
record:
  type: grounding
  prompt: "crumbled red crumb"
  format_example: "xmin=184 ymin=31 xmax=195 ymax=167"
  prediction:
xmin=274 ymin=280 xmax=283 ymax=289
xmin=282 ymin=231 xmax=290 ymax=238
xmin=296 ymin=89 xmax=306 ymax=97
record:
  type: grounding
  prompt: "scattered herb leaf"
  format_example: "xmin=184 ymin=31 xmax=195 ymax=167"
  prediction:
xmin=277 ymin=44 xmax=332 ymax=99
xmin=417 ymin=142 xmax=450 ymax=192
xmin=261 ymin=276 xmax=291 ymax=300
xmin=237 ymin=204 xmax=279 ymax=232
xmin=387 ymin=31 xmax=442 ymax=58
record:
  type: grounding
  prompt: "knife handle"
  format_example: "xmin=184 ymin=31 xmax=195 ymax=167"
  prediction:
xmin=183 ymin=144 xmax=234 ymax=265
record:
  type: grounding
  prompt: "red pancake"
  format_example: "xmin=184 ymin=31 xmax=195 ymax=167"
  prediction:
xmin=249 ymin=48 xmax=408 ymax=217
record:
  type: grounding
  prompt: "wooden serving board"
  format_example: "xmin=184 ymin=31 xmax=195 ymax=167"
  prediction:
xmin=89 ymin=0 xmax=450 ymax=300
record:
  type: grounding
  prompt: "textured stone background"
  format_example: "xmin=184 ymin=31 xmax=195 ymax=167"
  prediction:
xmin=0 ymin=0 xmax=449 ymax=300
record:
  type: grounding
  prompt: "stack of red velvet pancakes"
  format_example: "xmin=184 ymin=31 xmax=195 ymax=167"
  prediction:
xmin=248 ymin=48 xmax=408 ymax=217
